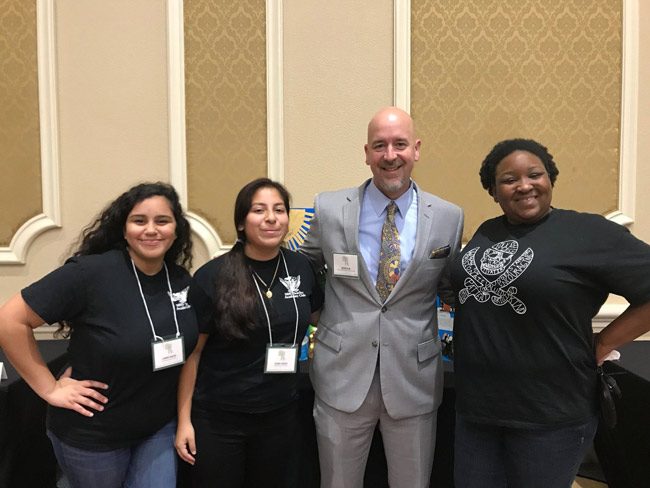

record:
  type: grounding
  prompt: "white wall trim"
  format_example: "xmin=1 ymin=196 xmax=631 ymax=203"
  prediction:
xmin=166 ymin=0 xmax=283 ymax=257
xmin=608 ymin=0 xmax=638 ymax=227
xmin=393 ymin=0 xmax=410 ymax=110
xmin=0 ymin=0 xmax=61 ymax=264
xmin=266 ymin=0 xmax=284 ymax=182
xmin=166 ymin=0 xmax=188 ymax=204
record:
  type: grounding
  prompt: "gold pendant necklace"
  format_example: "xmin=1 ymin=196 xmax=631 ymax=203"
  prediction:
xmin=252 ymin=253 xmax=281 ymax=299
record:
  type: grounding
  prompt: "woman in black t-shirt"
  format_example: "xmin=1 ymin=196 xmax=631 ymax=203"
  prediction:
xmin=0 ymin=182 xmax=198 ymax=488
xmin=450 ymin=139 xmax=650 ymax=488
xmin=175 ymin=178 xmax=322 ymax=488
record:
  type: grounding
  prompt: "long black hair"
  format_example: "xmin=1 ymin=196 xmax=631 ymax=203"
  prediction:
xmin=72 ymin=182 xmax=192 ymax=268
xmin=211 ymin=178 xmax=291 ymax=340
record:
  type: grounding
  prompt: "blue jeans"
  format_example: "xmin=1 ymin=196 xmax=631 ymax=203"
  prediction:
xmin=454 ymin=414 xmax=598 ymax=488
xmin=48 ymin=420 xmax=177 ymax=488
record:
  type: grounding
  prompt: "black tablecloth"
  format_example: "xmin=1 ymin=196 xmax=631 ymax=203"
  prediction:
xmin=0 ymin=340 xmax=69 ymax=488
xmin=595 ymin=341 xmax=650 ymax=488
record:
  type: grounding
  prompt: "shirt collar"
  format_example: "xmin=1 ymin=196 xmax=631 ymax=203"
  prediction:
xmin=365 ymin=179 xmax=415 ymax=217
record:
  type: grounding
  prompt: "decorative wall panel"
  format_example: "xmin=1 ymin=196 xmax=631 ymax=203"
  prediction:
xmin=410 ymin=0 xmax=622 ymax=239
xmin=0 ymin=0 xmax=42 ymax=246
xmin=184 ymin=0 xmax=267 ymax=244
xmin=0 ymin=0 xmax=59 ymax=264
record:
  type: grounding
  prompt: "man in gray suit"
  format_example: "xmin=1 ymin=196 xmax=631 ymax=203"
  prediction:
xmin=301 ymin=107 xmax=463 ymax=488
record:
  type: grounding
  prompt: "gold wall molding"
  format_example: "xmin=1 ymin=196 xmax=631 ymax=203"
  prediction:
xmin=394 ymin=0 xmax=637 ymax=228
xmin=167 ymin=0 xmax=283 ymax=257
xmin=0 ymin=0 xmax=60 ymax=264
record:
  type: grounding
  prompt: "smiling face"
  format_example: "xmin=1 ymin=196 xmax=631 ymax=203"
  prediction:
xmin=493 ymin=150 xmax=553 ymax=225
xmin=242 ymin=187 xmax=289 ymax=260
xmin=124 ymin=195 xmax=177 ymax=274
xmin=364 ymin=107 xmax=420 ymax=200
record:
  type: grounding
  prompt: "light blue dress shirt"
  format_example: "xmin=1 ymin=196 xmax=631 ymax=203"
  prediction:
xmin=359 ymin=180 xmax=418 ymax=286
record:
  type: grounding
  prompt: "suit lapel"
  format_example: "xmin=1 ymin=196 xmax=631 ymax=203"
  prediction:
xmin=345 ymin=183 xmax=381 ymax=301
xmin=342 ymin=190 xmax=359 ymax=254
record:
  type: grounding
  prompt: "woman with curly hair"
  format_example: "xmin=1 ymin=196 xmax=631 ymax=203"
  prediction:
xmin=0 ymin=182 xmax=198 ymax=488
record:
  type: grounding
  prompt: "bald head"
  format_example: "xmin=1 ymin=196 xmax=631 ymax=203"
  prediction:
xmin=367 ymin=107 xmax=416 ymax=143
xmin=364 ymin=106 xmax=421 ymax=200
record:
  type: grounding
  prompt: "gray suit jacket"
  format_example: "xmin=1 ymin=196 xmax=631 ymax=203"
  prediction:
xmin=301 ymin=180 xmax=464 ymax=419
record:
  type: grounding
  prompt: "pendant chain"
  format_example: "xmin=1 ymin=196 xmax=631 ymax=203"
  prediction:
xmin=252 ymin=253 xmax=281 ymax=299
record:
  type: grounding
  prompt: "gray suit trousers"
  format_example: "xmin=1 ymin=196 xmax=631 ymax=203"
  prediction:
xmin=314 ymin=367 xmax=437 ymax=488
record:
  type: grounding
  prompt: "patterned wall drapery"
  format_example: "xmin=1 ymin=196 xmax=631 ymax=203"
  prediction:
xmin=184 ymin=0 xmax=267 ymax=244
xmin=411 ymin=0 xmax=622 ymax=239
xmin=0 ymin=0 xmax=42 ymax=246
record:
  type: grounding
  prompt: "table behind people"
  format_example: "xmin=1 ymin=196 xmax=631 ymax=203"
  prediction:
xmin=300 ymin=106 xmax=463 ymax=488
xmin=595 ymin=340 xmax=650 ymax=488
xmin=0 ymin=340 xmax=68 ymax=488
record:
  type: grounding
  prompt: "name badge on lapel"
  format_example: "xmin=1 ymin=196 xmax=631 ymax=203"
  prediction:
xmin=151 ymin=335 xmax=185 ymax=371
xmin=332 ymin=253 xmax=359 ymax=278
xmin=265 ymin=344 xmax=298 ymax=373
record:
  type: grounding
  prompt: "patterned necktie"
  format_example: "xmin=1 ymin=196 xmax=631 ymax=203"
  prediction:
xmin=376 ymin=201 xmax=401 ymax=302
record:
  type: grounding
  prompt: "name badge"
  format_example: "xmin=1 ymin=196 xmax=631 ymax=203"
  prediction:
xmin=264 ymin=344 xmax=298 ymax=374
xmin=151 ymin=335 xmax=185 ymax=371
xmin=332 ymin=253 xmax=359 ymax=278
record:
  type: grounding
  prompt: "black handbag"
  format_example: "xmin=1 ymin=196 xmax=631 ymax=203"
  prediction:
xmin=597 ymin=364 xmax=622 ymax=429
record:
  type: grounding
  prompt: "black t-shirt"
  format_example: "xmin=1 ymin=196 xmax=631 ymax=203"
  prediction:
xmin=190 ymin=249 xmax=323 ymax=413
xmin=22 ymin=249 xmax=198 ymax=450
xmin=450 ymin=209 xmax=650 ymax=428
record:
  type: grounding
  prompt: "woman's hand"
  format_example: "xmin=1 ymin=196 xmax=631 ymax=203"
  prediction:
xmin=596 ymin=300 xmax=650 ymax=365
xmin=175 ymin=420 xmax=197 ymax=465
xmin=175 ymin=333 xmax=206 ymax=466
xmin=42 ymin=367 xmax=109 ymax=417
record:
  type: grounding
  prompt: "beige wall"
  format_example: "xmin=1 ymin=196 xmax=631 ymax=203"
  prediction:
xmin=1 ymin=0 xmax=650 ymax=326
xmin=283 ymin=0 xmax=393 ymax=207
xmin=1 ymin=0 xmax=170 ymax=301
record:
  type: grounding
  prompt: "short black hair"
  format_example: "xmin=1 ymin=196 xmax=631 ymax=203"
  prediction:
xmin=479 ymin=138 xmax=559 ymax=195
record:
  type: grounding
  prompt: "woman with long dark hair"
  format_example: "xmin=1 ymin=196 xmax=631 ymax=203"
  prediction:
xmin=175 ymin=178 xmax=322 ymax=487
xmin=0 ymin=182 xmax=198 ymax=488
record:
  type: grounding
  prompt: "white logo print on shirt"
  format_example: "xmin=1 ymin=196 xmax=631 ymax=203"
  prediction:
xmin=169 ymin=286 xmax=191 ymax=310
xmin=458 ymin=240 xmax=533 ymax=315
xmin=279 ymin=275 xmax=306 ymax=298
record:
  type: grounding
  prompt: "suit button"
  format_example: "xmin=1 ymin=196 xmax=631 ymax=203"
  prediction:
xmin=372 ymin=340 xmax=378 ymax=347
xmin=381 ymin=306 xmax=387 ymax=313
